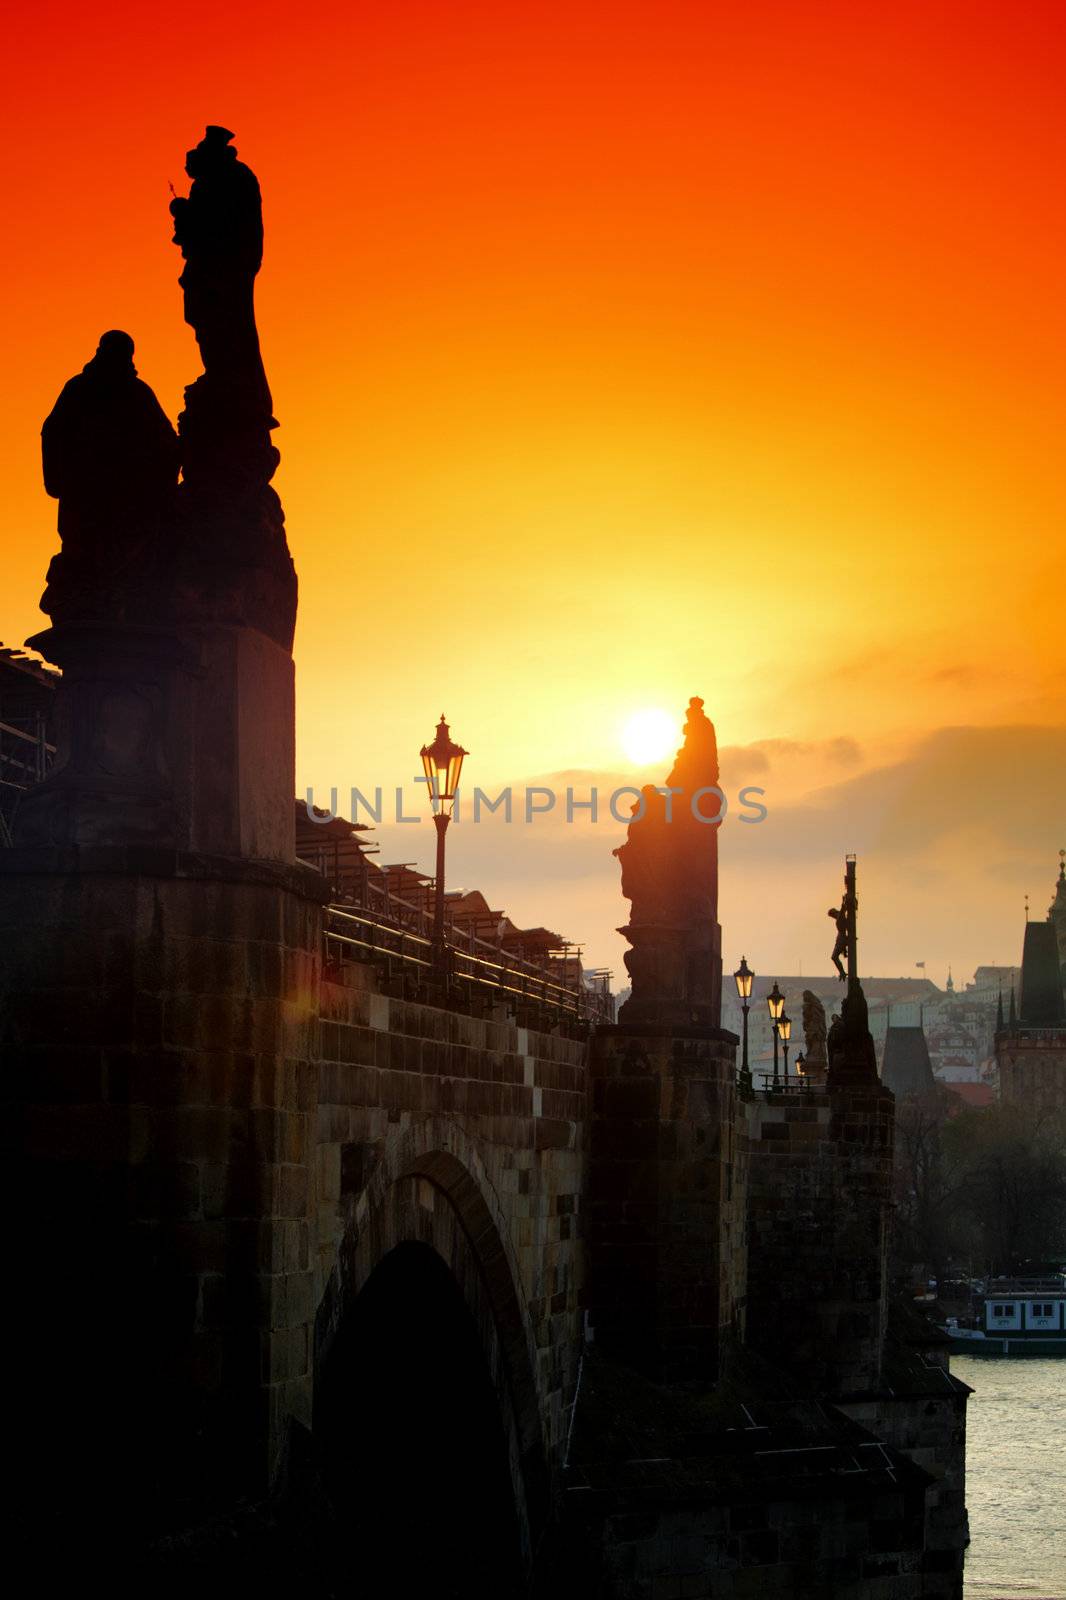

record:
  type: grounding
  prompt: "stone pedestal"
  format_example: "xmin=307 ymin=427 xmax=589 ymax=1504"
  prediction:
xmin=586 ymin=1025 xmax=741 ymax=1384
xmin=0 ymin=849 xmax=326 ymax=1519
xmin=13 ymin=621 xmax=295 ymax=863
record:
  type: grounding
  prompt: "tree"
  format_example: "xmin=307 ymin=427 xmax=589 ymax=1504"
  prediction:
xmin=891 ymin=1095 xmax=1066 ymax=1282
xmin=891 ymin=1085 xmax=968 ymax=1283
xmin=945 ymin=1104 xmax=1066 ymax=1274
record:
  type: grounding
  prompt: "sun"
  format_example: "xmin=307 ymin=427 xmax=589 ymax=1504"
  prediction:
xmin=621 ymin=707 xmax=679 ymax=766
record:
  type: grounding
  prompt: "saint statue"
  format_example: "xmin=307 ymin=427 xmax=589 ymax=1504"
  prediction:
xmin=40 ymin=330 xmax=179 ymax=619
xmin=168 ymin=126 xmax=294 ymax=645
xmin=614 ymin=696 xmax=723 ymax=1026
xmin=801 ymin=989 xmax=828 ymax=1074
xmin=170 ymin=124 xmax=270 ymax=408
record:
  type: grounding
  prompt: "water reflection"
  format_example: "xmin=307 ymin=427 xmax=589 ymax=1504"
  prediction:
xmin=956 ymin=1357 xmax=1066 ymax=1599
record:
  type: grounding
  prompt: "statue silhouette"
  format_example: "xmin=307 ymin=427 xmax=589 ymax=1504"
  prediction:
xmin=169 ymin=125 xmax=294 ymax=646
xmin=801 ymin=989 xmax=829 ymax=1071
xmin=40 ymin=331 xmax=179 ymax=619
xmin=42 ymin=332 xmax=178 ymax=535
xmin=828 ymin=897 xmax=848 ymax=981
xmin=614 ymin=696 xmax=723 ymax=1026
xmin=170 ymin=125 xmax=271 ymax=411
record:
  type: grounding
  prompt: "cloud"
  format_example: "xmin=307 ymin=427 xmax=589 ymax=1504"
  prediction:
xmin=354 ymin=722 xmax=1065 ymax=980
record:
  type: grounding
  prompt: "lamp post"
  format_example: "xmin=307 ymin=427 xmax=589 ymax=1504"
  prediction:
xmin=419 ymin=715 xmax=467 ymax=973
xmin=767 ymin=981 xmax=784 ymax=1091
xmin=779 ymin=1011 xmax=792 ymax=1086
xmin=795 ymin=1051 xmax=806 ymax=1086
xmin=734 ymin=956 xmax=754 ymax=1097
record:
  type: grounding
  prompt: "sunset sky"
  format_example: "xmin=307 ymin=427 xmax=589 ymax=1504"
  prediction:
xmin=2 ymin=1 xmax=1063 ymax=983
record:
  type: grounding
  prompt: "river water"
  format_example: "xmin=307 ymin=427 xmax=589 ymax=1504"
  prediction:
xmin=955 ymin=1358 xmax=1066 ymax=1599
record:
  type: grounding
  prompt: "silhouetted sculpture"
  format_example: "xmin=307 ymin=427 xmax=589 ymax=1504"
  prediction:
xmin=614 ymin=696 xmax=723 ymax=1027
xmin=171 ymin=125 xmax=295 ymax=646
xmin=170 ymin=124 xmax=270 ymax=409
xmin=18 ymin=128 xmax=298 ymax=849
xmin=801 ymin=989 xmax=828 ymax=1078
xmin=39 ymin=331 xmax=179 ymax=621
xmin=825 ymin=859 xmax=879 ymax=1085
xmin=828 ymin=895 xmax=849 ymax=981
xmin=827 ymin=1010 xmax=842 ymax=1057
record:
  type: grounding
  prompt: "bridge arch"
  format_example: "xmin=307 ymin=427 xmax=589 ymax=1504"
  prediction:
xmin=313 ymin=1126 xmax=549 ymax=1592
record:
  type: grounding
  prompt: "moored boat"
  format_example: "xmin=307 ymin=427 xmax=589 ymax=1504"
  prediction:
xmin=940 ymin=1275 xmax=1066 ymax=1357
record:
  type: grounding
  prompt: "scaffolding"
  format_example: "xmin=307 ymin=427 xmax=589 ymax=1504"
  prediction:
xmin=0 ymin=648 xmax=57 ymax=843
xmin=298 ymin=806 xmax=614 ymax=1029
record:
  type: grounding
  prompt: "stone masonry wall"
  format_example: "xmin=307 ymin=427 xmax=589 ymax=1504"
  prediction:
xmin=310 ymin=956 xmax=588 ymax=1471
xmin=997 ymin=1033 xmax=1066 ymax=1120
xmin=840 ymin=1388 xmax=968 ymax=1600
xmin=586 ymin=1025 xmax=742 ymax=1383
xmin=0 ymin=850 xmax=323 ymax=1512
xmin=561 ymin=1481 xmax=932 ymax=1600
xmin=744 ymin=1081 xmax=894 ymax=1397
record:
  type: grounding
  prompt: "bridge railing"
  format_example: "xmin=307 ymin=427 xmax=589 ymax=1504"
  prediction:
xmin=754 ymin=1072 xmax=822 ymax=1097
xmin=323 ymin=903 xmax=614 ymax=1027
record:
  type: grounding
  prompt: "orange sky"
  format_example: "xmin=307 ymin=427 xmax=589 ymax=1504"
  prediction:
xmin=2 ymin=1 xmax=1064 ymax=983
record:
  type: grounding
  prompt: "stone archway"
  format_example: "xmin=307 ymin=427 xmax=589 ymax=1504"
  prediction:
xmin=312 ymin=1133 xmax=549 ymax=1593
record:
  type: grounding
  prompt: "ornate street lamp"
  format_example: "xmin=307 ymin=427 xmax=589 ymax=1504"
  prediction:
xmin=795 ymin=1051 xmax=806 ymax=1084
xmin=767 ymin=981 xmax=784 ymax=1091
xmin=779 ymin=1011 xmax=792 ymax=1086
xmin=734 ymin=956 xmax=754 ymax=1096
xmin=420 ymin=715 xmax=467 ymax=969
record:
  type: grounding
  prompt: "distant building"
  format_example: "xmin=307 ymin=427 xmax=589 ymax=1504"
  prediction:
xmin=997 ymin=855 xmax=1066 ymax=1120
xmin=881 ymin=1024 xmax=937 ymax=1100
xmin=967 ymin=965 xmax=1021 ymax=1005
xmin=926 ymin=1022 xmax=981 ymax=1081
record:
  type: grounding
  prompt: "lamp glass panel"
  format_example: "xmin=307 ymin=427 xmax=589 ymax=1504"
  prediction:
xmin=445 ymin=750 xmax=464 ymax=800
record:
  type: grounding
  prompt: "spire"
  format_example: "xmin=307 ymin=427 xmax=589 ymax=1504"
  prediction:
xmin=996 ymin=988 xmax=1004 ymax=1031
xmin=1008 ymin=985 xmax=1017 ymax=1027
xmin=946 ymin=966 xmax=955 ymax=996
xmin=1018 ymin=919 xmax=1066 ymax=1027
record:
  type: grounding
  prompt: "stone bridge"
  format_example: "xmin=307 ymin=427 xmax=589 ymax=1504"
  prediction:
xmin=0 ymin=843 xmax=597 ymax=1591
xmin=1 ymin=838 xmax=967 ymax=1598
xmin=0 ymin=119 xmax=968 ymax=1597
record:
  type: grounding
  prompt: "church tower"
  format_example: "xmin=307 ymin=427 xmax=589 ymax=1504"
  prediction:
xmin=997 ymin=852 xmax=1066 ymax=1117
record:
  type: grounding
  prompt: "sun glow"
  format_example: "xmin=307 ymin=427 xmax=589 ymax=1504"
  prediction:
xmin=621 ymin=708 xmax=679 ymax=767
